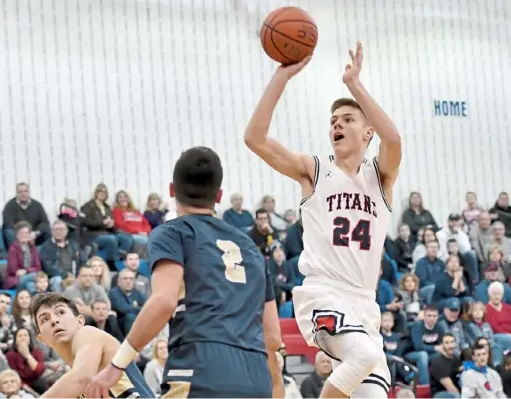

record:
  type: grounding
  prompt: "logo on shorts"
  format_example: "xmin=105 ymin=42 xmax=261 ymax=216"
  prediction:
xmin=311 ymin=310 xmax=344 ymax=335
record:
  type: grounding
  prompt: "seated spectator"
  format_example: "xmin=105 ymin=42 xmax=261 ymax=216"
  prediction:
xmin=6 ymin=328 xmax=48 ymax=394
xmin=438 ymin=298 xmax=468 ymax=355
xmin=85 ymin=299 xmax=124 ymax=342
xmin=112 ymin=190 xmax=151 ymax=249
xmin=111 ymin=252 xmax=150 ymax=299
xmin=412 ymin=227 xmax=444 ymax=264
xmin=475 ymin=337 xmax=497 ymax=369
xmin=87 ymin=256 xmax=111 ymax=291
xmin=463 ymin=301 xmax=507 ymax=366
xmin=486 ymin=246 xmax=511 ymax=283
xmin=80 ymin=183 xmax=133 ymax=270
xmin=143 ymin=193 xmax=167 ymax=230
xmin=283 ymin=209 xmax=297 ymax=226
xmin=429 ymin=333 xmax=461 ymax=398
xmin=485 ymin=282 xmax=511 ymax=350
xmin=299 ymin=351 xmax=331 ymax=398
xmin=260 ymin=195 xmax=288 ymax=231
xmin=143 ymin=338 xmax=168 ymax=395
xmin=2 ymin=182 xmax=50 ymax=247
xmin=58 ymin=197 xmax=96 ymax=259
xmin=63 ymin=265 xmax=109 ymax=317
xmin=222 ymin=193 xmax=254 ymax=232
xmin=432 ymin=256 xmax=472 ymax=307
xmin=400 ymin=191 xmax=438 ymax=240
xmin=485 ymin=222 xmax=511 ymax=265
xmin=268 ymin=244 xmax=296 ymax=307
xmin=377 ymin=268 xmax=405 ymax=332
xmin=461 ymin=343 xmax=506 ymax=398
xmin=284 ymin=214 xmax=304 ymax=262
xmin=446 ymin=239 xmax=476 ymax=288
xmin=469 ymin=211 xmax=493 ymax=265
xmin=109 ymin=269 xmax=146 ymax=334
xmin=461 ymin=192 xmax=484 ymax=233
xmin=437 ymin=214 xmax=479 ymax=282
xmin=398 ymin=273 xmax=423 ymax=322
xmin=11 ymin=290 xmax=35 ymax=334
xmin=474 ymin=262 xmax=511 ymax=304
xmin=39 ymin=220 xmax=85 ymax=292
xmin=415 ymin=240 xmax=445 ymax=304
xmin=248 ymin=209 xmax=276 ymax=259
xmin=500 ymin=353 xmax=511 ymax=397
xmin=380 ymin=312 xmax=421 ymax=384
xmin=381 ymin=252 xmax=398 ymax=287
xmin=0 ymin=369 xmax=35 ymax=398
xmin=394 ymin=223 xmax=415 ymax=273
xmin=410 ymin=305 xmax=445 ymax=360
xmin=4 ymin=222 xmax=41 ymax=292
xmin=489 ymin=192 xmax=511 ymax=238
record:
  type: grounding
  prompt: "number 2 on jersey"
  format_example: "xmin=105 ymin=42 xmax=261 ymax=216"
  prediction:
xmin=332 ymin=217 xmax=371 ymax=250
xmin=216 ymin=240 xmax=247 ymax=284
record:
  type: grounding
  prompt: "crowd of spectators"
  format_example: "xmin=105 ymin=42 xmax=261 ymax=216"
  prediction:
xmin=0 ymin=181 xmax=510 ymax=398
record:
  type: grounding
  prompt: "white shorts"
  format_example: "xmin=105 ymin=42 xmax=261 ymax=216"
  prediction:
xmin=293 ymin=276 xmax=391 ymax=394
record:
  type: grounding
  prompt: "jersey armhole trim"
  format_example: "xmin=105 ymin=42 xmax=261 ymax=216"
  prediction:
xmin=372 ymin=157 xmax=392 ymax=213
xmin=299 ymin=155 xmax=320 ymax=206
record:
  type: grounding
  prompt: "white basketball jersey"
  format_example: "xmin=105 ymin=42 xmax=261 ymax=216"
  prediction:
xmin=298 ymin=155 xmax=392 ymax=293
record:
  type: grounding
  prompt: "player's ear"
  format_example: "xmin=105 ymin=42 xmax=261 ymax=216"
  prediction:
xmin=215 ymin=189 xmax=223 ymax=204
xmin=77 ymin=314 xmax=86 ymax=326
xmin=169 ymin=183 xmax=176 ymax=198
xmin=364 ymin=127 xmax=374 ymax=143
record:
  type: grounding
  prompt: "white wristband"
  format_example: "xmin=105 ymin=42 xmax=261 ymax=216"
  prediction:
xmin=111 ymin=340 xmax=138 ymax=370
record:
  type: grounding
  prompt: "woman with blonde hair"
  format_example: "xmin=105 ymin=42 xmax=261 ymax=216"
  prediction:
xmin=143 ymin=338 xmax=168 ymax=395
xmin=143 ymin=193 xmax=167 ymax=229
xmin=87 ymin=256 xmax=111 ymax=291
xmin=80 ymin=183 xmax=133 ymax=270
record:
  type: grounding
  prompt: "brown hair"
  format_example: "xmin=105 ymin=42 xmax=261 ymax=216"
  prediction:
xmin=30 ymin=293 xmax=80 ymax=333
xmin=35 ymin=272 xmax=48 ymax=282
xmin=399 ymin=273 xmax=420 ymax=291
xmin=14 ymin=221 xmax=31 ymax=233
xmin=330 ymin=98 xmax=364 ymax=115
xmin=93 ymin=183 xmax=109 ymax=202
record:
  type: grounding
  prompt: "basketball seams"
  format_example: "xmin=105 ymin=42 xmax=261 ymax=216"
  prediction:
xmin=262 ymin=22 xmax=317 ymax=49
xmin=269 ymin=28 xmax=295 ymax=64
xmin=261 ymin=6 xmax=293 ymax=60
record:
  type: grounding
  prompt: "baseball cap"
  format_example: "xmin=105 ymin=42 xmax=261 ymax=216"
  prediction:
xmin=485 ymin=262 xmax=499 ymax=272
xmin=448 ymin=213 xmax=462 ymax=221
xmin=446 ymin=297 xmax=461 ymax=311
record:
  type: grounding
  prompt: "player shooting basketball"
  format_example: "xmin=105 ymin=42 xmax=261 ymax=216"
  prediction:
xmin=245 ymin=42 xmax=402 ymax=398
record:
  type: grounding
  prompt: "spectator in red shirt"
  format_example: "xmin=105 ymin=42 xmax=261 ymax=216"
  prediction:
xmin=6 ymin=328 xmax=48 ymax=394
xmin=485 ymin=281 xmax=511 ymax=351
xmin=4 ymin=222 xmax=41 ymax=292
xmin=112 ymin=190 xmax=151 ymax=250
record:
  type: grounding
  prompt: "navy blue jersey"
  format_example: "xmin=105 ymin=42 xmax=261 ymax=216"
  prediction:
xmin=148 ymin=214 xmax=275 ymax=354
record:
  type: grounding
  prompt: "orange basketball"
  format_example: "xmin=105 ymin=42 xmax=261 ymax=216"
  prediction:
xmin=260 ymin=6 xmax=318 ymax=65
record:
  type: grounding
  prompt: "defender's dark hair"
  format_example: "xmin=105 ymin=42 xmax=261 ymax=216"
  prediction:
xmin=173 ymin=147 xmax=223 ymax=209
xmin=330 ymin=98 xmax=365 ymax=116
xmin=30 ymin=293 xmax=80 ymax=333
xmin=472 ymin=342 xmax=487 ymax=354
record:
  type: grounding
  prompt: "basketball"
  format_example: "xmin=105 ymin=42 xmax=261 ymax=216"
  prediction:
xmin=260 ymin=7 xmax=318 ymax=65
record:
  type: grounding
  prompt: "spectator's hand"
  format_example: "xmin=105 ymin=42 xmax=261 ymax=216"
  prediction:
xmin=417 ymin=310 xmax=424 ymax=320
xmin=108 ymin=310 xmax=117 ymax=317
xmin=16 ymin=269 xmax=26 ymax=277
xmin=49 ymin=361 xmax=62 ymax=371
xmin=17 ymin=343 xmax=30 ymax=358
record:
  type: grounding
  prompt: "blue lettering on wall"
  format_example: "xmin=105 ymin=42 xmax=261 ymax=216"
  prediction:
xmin=433 ymin=100 xmax=468 ymax=117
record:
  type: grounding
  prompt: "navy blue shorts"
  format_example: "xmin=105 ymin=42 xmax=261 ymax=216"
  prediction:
xmin=160 ymin=342 xmax=272 ymax=398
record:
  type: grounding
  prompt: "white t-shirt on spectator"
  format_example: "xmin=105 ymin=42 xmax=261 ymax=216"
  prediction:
xmin=436 ymin=227 xmax=472 ymax=260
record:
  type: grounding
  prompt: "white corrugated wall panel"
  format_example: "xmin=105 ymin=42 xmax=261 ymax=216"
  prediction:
xmin=1 ymin=0 xmax=509 ymax=233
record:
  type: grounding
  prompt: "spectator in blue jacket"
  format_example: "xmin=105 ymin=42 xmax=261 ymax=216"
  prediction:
xmin=438 ymin=298 xmax=468 ymax=355
xmin=474 ymin=263 xmax=511 ymax=304
xmin=415 ymin=240 xmax=445 ymax=304
xmin=432 ymin=255 xmax=472 ymax=308
xmin=222 ymin=193 xmax=254 ymax=232
xmin=377 ymin=268 xmax=406 ymax=332
xmin=411 ymin=305 xmax=446 ymax=360
xmin=267 ymin=244 xmax=296 ymax=307
xmin=108 ymin=268 xmax=146 ymax=335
